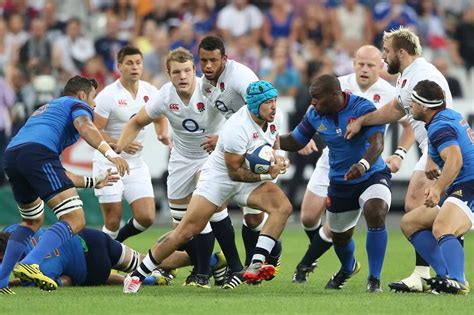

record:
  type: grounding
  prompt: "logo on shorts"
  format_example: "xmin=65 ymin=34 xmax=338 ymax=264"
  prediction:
xmin=118 ymin=99 xmax=128 ymax=107
xmin=317 ymin=123 xmax=327 ymax=132
xmin=169 ymin=103 xmax=180 ymax=111
xmin=452 ymin=189 xmax=463 ymax=197
xmin=196 ymin=102 xmax=205 ymax=112
xmin=373 ymin=94 xmax=381 ymax=103
xmin=144 ymin=95 xmax=149 ymax=103
xmin=379 ymin=178 xmax=388 ymax=186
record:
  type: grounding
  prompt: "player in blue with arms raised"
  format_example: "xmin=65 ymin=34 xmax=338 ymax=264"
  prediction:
xmin=399 ymin=80 xmax=474 ymax=295
xmin=279 ymin=74 xmax=392 ymax=292
xmin=0 ymin=75 xmax=129 ymax=295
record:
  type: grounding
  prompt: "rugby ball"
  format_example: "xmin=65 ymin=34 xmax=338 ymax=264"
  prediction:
xmin=245 ymin=143 xmax=273 ymax=174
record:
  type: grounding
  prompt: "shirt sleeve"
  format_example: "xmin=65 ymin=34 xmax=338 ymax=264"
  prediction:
xmin=71 ymin=102 xmax=94 ymax=121
xmin=145 ymin=90 xmax=165 ymax=120
xmin=221 ymin=125 xmax=248 ymax=154
xmin=291 ymin=111 xmax=317 ymax=146
xmin=93 ymin=90 xmax=112 ymax=119
xmin=430 ymin=125 xmax=459 ymax=153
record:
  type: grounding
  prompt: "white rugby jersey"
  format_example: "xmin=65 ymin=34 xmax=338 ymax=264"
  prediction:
xmin=395 ymin=57 xmax=453 ymax=150
xmin=146 ymin=77 xmax=225 ymax=159
xmin=205 ymin=106 xmax=282 ymax=174
xmin=338 ymin=73 xmax=395 ymax=110
xmin=202 ymin=59 xmax=258 ymax=119
xmin=94 ymin=79 xmax=158 ymax=161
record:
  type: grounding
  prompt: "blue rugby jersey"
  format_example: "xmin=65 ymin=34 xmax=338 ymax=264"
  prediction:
xmin=426 ymin=108 xmax=474 ymax=187
xmin=7 ymin=96 xmax=93 ymax=154
xmin=292 ymin=93 xmax=386 ymax=184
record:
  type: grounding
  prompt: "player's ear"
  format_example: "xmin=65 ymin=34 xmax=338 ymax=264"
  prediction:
xmin=77 ymin=91 xmax=86 ymax=101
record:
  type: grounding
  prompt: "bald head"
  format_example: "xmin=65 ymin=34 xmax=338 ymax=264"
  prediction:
xmin=353 ymin=45 xmax=383 ymax=91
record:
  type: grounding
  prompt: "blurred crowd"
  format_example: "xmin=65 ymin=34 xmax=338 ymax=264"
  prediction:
xmin=0 ymin=0 xmax=473 ymax=186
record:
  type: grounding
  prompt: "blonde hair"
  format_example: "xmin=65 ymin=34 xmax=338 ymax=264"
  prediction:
xmin=166 ymin=47 xmax=195 ymax=73
xmin=383 ymin=27 xmax=422 ymax=56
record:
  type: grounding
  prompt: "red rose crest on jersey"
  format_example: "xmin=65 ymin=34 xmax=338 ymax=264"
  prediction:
xmin=270 ymin=124 xmax=276 ymax=134
xmin=144 ymin=95 xmax=149 ymax=103
xmin=344 ymin=89 xmax=353 ymax=94
xmin=373 ymin=94 xmax=381 ymax=103
xmin=169 ymin=103 xmax=179 ymax=111
xmin=118 ymin=99 xmax=128 ymax=107
xmin=401 ymin=79 xmax=407 ymax=88
xmin=252 ymin=132 xmax=259 ymax=140
xmin=219 ymin=82 xmax=225 ymax=92
xmin=196 ymin=102 xmax=205 ymax=112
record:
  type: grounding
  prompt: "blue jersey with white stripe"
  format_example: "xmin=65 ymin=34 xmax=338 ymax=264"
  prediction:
xmin=7 ymin=96 xmax=94 ymax=154
xmin=3 ymin=224 xmax=87 ymax=286
xmin=427 ymin=108 xmax=474 ymax=187
xmin=292 ymin=93 xmax=386 ymax=184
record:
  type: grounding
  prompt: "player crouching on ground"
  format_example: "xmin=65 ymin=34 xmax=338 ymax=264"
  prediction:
xmin=121 ymin=80 xmax=292 ymax=293
xmin=400 ymin=80 xmax=473 ymax=295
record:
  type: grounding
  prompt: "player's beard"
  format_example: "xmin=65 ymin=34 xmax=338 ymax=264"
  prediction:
xmin=387 ymin=56 xmax=401 ymax=74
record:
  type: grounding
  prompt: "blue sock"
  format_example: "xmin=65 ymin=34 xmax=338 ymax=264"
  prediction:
xmin=0 ymin=225 xmax=35 ymax=288
xmin=366 ymin=226 xmax=387 ymax=280
xmin=209 ymin=253 xmax=218 ymax=269
xmin=21 ymin=221 xmax=73 ymax=265
xmin=438 ymin=234 xmax=465 ymax=283
xmin=409 ymin=230 xmax=447 ymax=277
xmin=334 ymin=239 xmax=355 ymax=274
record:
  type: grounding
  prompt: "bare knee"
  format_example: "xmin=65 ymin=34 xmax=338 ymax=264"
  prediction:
xmin=363 ymin=201 xmax=388 ymax=228
xmin=278 ymin=200 xmax=293 ymax=219
xmin=400 ymin=213 xmax=415 ymax=237
xmin=332 ymin=230 xmax=352 ymax=246
xmin=300 ymin=208 xmax=322 ymax=228
xmin=432 ymin=218 xmax=450 ymax=239
xmin=135 ymin=213 xmax=155 ymax=228
xmin=244 ymin=213 xmax=265 ymax=229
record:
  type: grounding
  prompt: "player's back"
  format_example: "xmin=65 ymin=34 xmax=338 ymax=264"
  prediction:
xmin=7 ymin=96 xmax=94 ymax=154
xmin=427 ymin=108 xmax=474 ymax=186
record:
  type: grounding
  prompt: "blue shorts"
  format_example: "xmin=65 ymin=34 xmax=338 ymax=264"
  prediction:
xmin=444 ymin=180 xmax=474 ymax=211
xmin=4 ymin=143 xmax=74 ymax=204
xmin=79 ymin=228 xmax=123 ymax=286
xmin=327 ymin=167 xmax=392 ymax=214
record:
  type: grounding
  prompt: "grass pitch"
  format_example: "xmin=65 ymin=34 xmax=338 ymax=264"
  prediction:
xmin=1 ymin=224 xmax=473 ymax=315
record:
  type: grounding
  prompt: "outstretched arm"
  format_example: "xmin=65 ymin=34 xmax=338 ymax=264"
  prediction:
xmin=385 ymin=119 xmax=415 ymax=173
xmin=279 ymin=133 xmax=308 ymax=152
xmin=116 ymin=106 xmax=153 ymax=153
xmin=345 ymin=99 xmax=406 ymax=139
xmin=73 ymin=115 xmax=129 ymax=176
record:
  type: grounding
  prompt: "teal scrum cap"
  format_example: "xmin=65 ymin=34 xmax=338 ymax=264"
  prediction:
xmin=246 ymin=80 xmax=278 ymax=118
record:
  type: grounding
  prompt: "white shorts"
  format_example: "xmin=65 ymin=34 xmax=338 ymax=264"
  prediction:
xmin=93 ymin=157 xmax=154 ymax=204
xmin=194 ymin=166 xmax=265 ymax=208
xmin=414 ymin=146 xmax=428 ymax=172
xmin=167 ymin=149 xmax=206 ymax=200
xmin=307 ymin=147 xmax=330 ymax=197
xmin=445 ymin=197 xmax=474 ymax=226
xmin=327 ymin=183 xmax=391 ymax=233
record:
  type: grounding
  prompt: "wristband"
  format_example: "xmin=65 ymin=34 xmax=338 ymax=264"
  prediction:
xmin=104 ymin=149 xmax=119 ymax=159
xmin=358 ymin=158 xmax=370 ymax=172
xmin=83 ymin=176 xmax=96 ymax=188
xmin=393 ymin=147 xmax=407 ymax=160
xmin=98 ymin=140 xmax=109 ymax=153
xmin=260 ymin=174 xmax=273 ymax=181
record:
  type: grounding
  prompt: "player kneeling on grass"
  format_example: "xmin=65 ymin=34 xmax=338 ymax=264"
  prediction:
xmin=121 ymin=80 xmax=292 ymax=293
xmin=0 ymin=226 xmax=167 ymax=288
xmin=400 ymin=80 xmax=473 ymax=295
xmin=279 ymin=74 xmax=391 ymax=292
